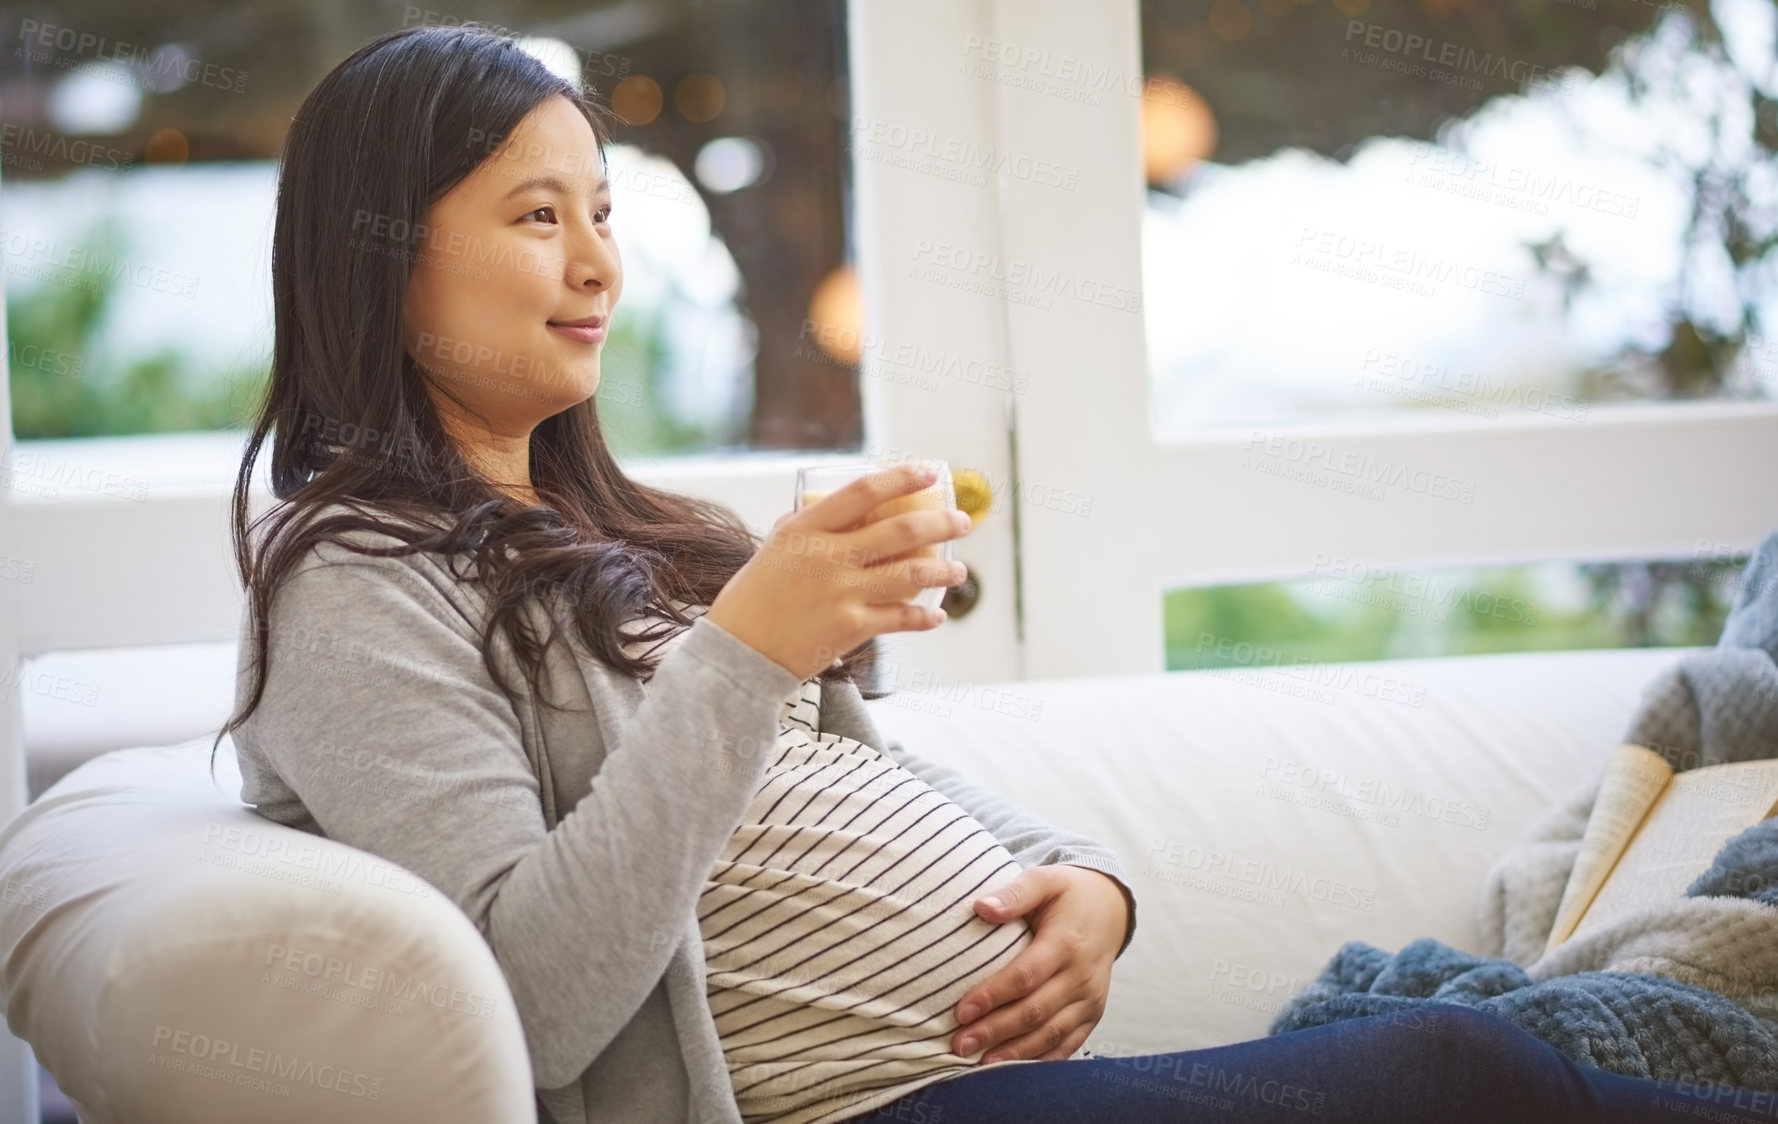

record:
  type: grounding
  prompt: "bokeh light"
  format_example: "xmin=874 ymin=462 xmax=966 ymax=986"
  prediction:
xmin=695 ymin=136 xmax=770 ymax=193
xmin=144 ymin=127 xmax=189 ymax=165
xmin=1141 ymin=76 xmax=1218 ymax=185
xmin=611 ymin=75 xmax=663 ymax=126
xmin=515 ymin=37 xmax=582 ymax=87
xmin=1208 ymin=0 xmax=1254 ymax=41
xmin=806 ymin=264 xmax=862 ymax=364
xmin=676 ymin=73 xmax=726 ymax=123
xmin=47 ymin=62 xmax=142 ymax=135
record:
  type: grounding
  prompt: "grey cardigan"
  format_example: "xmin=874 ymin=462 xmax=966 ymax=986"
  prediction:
xmin=230 ymin=511 xmax=1138 ymax=1124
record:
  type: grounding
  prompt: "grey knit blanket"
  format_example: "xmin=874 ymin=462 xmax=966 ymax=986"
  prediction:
xmin=1268 ymin=531 xmax=1778 ymax=1090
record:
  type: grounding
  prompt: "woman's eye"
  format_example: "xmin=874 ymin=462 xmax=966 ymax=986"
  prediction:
xmin=594 ymin=204 xmax=612 ymax=224
xmin=523 ymin=205 xmax=556 ymax=224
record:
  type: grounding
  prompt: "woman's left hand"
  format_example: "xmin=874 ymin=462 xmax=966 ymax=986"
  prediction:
xmin=950 ymin=864 xmax=1130 ymax=1064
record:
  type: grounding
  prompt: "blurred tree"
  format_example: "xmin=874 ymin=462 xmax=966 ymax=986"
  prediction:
xmin=5 ymin=219 xmax=256 ymax=437
xmin=1562 ymin=3 xmax=1778 ymax=403
xmin=1141 ymin=0 xmax=1668 ymax=164
xmin=593 ymin=305 xmax=728 ymax=458
xmin=1579 ymin=557 xmax=1744 ymax=648
xmin=1145 ymin=0 xmax=1775 ymax=401
xmin=1146 ymin=0 xmax=1771 ymax=658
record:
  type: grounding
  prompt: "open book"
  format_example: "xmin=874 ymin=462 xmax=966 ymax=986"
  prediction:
xmin=1544 ymin=744 xmax=1778 ymax=954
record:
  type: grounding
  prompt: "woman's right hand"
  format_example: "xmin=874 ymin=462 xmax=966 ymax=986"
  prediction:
xmin=704 ymin=463 xmax=972 ymax=682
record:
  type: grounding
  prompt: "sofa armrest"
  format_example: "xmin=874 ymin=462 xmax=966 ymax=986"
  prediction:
xmin=0 ymin=736 xmax=535 ymax=1124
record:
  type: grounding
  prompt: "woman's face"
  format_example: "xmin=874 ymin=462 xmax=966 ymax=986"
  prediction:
xmin=403 ymin=94 xmax=622 ymax=431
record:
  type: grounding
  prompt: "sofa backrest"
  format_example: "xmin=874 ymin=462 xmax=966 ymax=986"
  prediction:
xmin=861 ymin=645 xmax=1685 ymax=1054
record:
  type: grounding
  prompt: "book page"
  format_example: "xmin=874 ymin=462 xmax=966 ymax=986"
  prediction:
xmin=1566 ymin=758 xmax=1778 ymax=944
xmin=1544 ymin=745 xmax=1672 ymax=952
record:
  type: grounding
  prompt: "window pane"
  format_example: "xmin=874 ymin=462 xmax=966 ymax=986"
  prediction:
xmin=2 ymin=2 xmax=859 ymax=454
xmin=1164 ymin=549 xmax=1748 ymax=675
xmin=1139 ymin=1 xmax=1778 ymax=434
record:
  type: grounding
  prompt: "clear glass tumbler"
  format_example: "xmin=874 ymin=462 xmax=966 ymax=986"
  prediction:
xmin=793 ymin=460 xmax=957 ymax=612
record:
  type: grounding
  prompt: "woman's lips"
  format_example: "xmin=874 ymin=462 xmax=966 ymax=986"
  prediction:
xmin=547 ymin=322 xmax=606 ymax=345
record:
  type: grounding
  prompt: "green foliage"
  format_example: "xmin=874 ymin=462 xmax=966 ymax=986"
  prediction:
xmin=589 ymin=305 xmax=745 ymax=458
xmin=1164 ymin=558 xmax=1747 ymax=671
xmin=6 ymin=218 xmax=263 ymax=439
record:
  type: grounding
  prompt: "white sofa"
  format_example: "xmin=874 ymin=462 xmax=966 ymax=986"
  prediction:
xmin=0 ymin=645 xmax=1685 ymax=1122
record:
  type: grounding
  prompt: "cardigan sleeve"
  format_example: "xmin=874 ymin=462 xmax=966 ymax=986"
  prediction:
xmin=232 ymin=541 xmax=804 ymax=1089
xmin=816 ymin=673 xmax=1138 ymax=960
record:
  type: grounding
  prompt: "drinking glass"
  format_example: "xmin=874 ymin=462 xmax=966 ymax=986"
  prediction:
xmin=793 ymin=460 xmax=957 ymax=612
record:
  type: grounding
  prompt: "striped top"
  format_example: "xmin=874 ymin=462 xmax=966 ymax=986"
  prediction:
xmin=621 ymin=606 xmax=1037 ymax=1124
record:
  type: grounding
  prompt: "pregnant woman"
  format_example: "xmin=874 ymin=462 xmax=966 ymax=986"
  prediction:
xmin=218 ymin=24 xmax=1770 ymax=1124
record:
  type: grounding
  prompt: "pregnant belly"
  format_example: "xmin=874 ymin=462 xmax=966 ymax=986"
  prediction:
xmin=699 ymin=731 xmax=1033 ymax=1122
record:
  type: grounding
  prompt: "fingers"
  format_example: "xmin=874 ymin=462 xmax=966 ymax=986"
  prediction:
xmin=987 ymin=998 xmax=1102 ymax=1065
xmin=1036 ymin=1019 xmax=1096 ymax=1063
xmin=798 ymin=463 xmax=937 ymax=534
xmin=951 ymin=938 xmax=1068 ymax=1055
xmin=862 ymin=553 xmax=965 ymax=603
xmin=955 ymin=976 xmax=1102 ymax=1065
xmin=862 ymin=601 xmax=946 ymax=634
xmin=972 ymin=865 xmax=1061 ymax=923
xmin=852 ymin=507 xmax=969 ymax=569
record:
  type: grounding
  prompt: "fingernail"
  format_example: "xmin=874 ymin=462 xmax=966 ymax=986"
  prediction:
xmin=980 ymin=895 xmax=1003 ymax=911
xmin=957 ymin=1037 xmax=978 ymax=1054
xmin=958 ymin=1003 xmax=980 ymax=1024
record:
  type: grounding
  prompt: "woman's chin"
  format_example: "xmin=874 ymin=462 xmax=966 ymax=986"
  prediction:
xmin=542 ymin=367 xmax=602 ymax=406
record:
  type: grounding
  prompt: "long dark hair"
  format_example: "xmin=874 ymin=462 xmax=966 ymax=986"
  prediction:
xmin=212 ymin=24 xmax=881 ymax=776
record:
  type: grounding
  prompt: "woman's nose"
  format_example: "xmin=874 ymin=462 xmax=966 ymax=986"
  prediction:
xmin=565 ymin=228 xmax=616 ymax=290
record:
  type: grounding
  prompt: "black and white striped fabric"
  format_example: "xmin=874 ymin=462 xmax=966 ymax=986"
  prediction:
xmin=623 ymin=610 xmax=1035 ymax=1124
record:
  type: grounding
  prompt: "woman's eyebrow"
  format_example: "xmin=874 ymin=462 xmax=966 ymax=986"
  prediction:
xmin=499 ymin=172 xmax=611 ymax=201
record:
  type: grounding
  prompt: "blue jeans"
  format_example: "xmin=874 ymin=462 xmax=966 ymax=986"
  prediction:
xmin=846 ymin=1004 xmax=1778 ymax=1123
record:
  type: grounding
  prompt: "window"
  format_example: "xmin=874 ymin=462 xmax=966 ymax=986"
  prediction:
xmin=1139 ymin=0 xmax=1778 ymax=434
xmin=1137 ymin=0 xmax=1778 ymax=665
xmin=2 ymin=1 xmax=861 ymax=456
